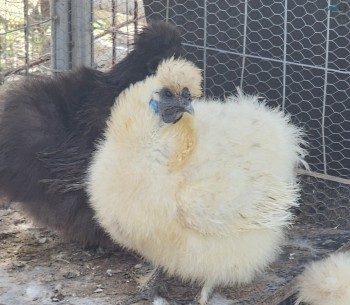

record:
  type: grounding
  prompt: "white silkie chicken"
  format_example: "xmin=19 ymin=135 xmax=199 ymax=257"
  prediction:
xmin=295 ymin=251 xmax=350 ymax=305
xmin=87 ymin=57 xmax=307 ymax=304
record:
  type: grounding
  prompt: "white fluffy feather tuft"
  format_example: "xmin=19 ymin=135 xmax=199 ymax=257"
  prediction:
xmin=295 ymin=251 xmax=350 ymax=305
xmin=157 ymin=57 xmax=202 ymax=97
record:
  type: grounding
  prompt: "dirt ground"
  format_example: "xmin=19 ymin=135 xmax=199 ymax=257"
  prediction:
xmin=0 ymin=203 xmax=138 ymax=305
xmin=0 ymin=201 xmax=209 ymax=305
xmin=1 ymin=192 xmax=350 ymax=305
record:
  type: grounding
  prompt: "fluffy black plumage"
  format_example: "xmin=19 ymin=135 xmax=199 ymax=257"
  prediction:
xmin=0 ymin=21 xmax=183 ymax=248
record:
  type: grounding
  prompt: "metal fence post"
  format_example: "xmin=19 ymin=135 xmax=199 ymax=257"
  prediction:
xmin=51 ymin=0 xmax=71 ymax=71
xmin=51 ymin=0 xmax=93 ymax=72
xmin=71 ymin=0 xmax=93 ymax=68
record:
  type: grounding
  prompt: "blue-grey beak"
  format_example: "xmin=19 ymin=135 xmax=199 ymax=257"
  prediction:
xmin=179 ymin=86 xmax=194 ymax=115
xmin=184 ymin=103 xmax=194 ymax=116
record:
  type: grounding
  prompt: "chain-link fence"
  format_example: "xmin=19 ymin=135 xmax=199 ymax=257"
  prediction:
xmin=1 ymin=1 xmax=350 ymax=304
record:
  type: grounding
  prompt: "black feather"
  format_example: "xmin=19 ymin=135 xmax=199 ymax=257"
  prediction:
xmin=0 ymin=21 xmax=183 ymax=248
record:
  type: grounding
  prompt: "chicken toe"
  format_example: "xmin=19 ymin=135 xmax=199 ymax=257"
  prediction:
xmin=118 ymin=267 xmax=166 ymax=305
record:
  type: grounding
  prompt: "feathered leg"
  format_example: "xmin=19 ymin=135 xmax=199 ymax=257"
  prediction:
xmin=117 ymin=267 xmax=166 ymax=305
xmin=198 ymin=283 xmax=214 ymax=305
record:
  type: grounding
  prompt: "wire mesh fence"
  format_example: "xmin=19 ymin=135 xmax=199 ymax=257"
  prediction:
xmin=0 ymin=0 xmax=51 ymax=82
xmin=93 ymin=0 xmax=145 ymax=70
xmin=0 ymin=1 xmax=350 ymax=302
xmin=0 ymin=0 xmax=146 ymax=80
xmin=143 ymin=0 xmax=350 ymax=235
xmin=148 ymin=0 xmax=350 ymax=180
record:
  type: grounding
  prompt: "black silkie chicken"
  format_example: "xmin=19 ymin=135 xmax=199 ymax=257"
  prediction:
xmin=0 ymin=21 xmax=183 ymax=248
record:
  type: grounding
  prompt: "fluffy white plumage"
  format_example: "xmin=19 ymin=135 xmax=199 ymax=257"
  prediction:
xmin=295 ymin=251 xmax=350 ymax=305
xmin=87 ymin=58 xmax=307 ymax=303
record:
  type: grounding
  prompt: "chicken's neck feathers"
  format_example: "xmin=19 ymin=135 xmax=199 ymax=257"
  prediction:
xmin=162 ymin=113 xmax=197 ymax=171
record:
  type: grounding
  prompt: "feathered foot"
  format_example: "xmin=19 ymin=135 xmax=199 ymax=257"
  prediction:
xmin=117 ymin=267 xmax=165 ymax=305
xmin=197 ymin=283 xmax=214 ymax=305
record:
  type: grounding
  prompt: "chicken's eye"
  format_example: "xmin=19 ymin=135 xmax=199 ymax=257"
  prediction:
xmin=165 ymin=90 xmax=173 ymax=98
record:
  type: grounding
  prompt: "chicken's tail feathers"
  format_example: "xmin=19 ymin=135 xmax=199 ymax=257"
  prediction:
xmin=134 ymin=21 xmax=183 ymax=55
xmin=106 ymin=21 xmax=183 ymax=85
xmin=132 ymin=21 xmax=183 ymax=74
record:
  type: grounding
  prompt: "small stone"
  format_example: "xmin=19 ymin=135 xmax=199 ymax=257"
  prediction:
xmin=94 ymin=288 xmax=103 ymax=293
xmin=13 ymin=261 xmax=25 ymax=268
xmin=63 ymin=272 xmax=79 ymax=279
xmin=51 ymin=293 xmax=64 ymax=302
xmin=134 ymin=263 xmax=142 ymax=269
xmin=38 ymin=237 xmax=47 ymax=244
xmin=54 ymin=283 xmax=63 ymax=293
xmin=106 ymin=269 xmax=113 ymax=277
xmin=153 ymin=297 xmax=170 ymax=305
